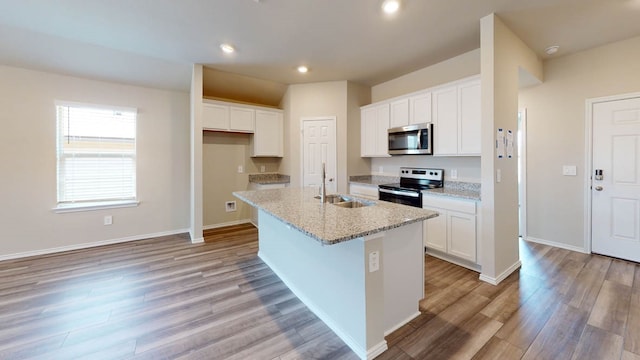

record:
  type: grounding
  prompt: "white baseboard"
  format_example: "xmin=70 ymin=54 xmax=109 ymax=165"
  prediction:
xmin=525 ymin=236 xmax=588 ymax=254
xmin=425 ymin=248 xmax=481 ymax=272
xmin=480 ymin=260 xmax=522 ymax=285
xmin=0 ymin=228 xmax=190 ymax=262
xmin=367 ymin=340 xmax=389 ymax=360
xmin=203 ymin=219 xmax=252 ymax=230
xmin=259 ymin=251 xmax=375 ymax=360
xmin=384 ymin=311 xmax=421 ymax=336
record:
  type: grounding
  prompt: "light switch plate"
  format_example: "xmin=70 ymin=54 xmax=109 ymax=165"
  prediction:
xmin=563 ymin=165 xmax=577 ymax=176
xmin=369 ymin=251 xmax=380 ymax=272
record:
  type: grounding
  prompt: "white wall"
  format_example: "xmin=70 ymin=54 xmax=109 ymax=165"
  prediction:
xmin=0 ymin=65 xmax=191 ymax=259
xmin=519 ymin=35 xmax=640 ymax=251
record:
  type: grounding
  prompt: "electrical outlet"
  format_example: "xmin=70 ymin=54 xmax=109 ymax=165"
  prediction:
xmin=378 ymin=166 xmax=383 ymax=174
xmin=496 ymin=169 xmax=502 ymax=183
xmin=450 ymin=169 xmax=458 ymax=180
xmin=225 ymin=201 xmax=237 ymax=212
xmin=369 ymin=251 xmax=380 ymax=272
xmin=104 ymin=215 xmax=113 ymax=225
xmin=237 ymin=165 xmax=243 ymax=173
xmin=260 ymin=165 xmax=266 ymax=173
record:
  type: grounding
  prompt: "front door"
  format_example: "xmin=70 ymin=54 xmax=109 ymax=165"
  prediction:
xmin=302 ymin=117 xmax=337 ymax=193
xmin=592 ymin=96 xmax=640 ymax=262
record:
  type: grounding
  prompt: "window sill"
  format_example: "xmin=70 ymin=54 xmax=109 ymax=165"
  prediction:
xmin=53 ymin=200 xmax=140 ymax=213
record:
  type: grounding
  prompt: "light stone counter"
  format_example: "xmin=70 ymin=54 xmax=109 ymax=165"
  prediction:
xmin=233 ymin=187 xmax=438 ymax=245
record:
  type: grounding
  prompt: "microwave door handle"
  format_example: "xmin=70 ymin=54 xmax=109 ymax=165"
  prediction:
xmin=416 ymin=129 xmax=422 ymax=149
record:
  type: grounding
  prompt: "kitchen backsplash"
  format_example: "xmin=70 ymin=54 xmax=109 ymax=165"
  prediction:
xmin=371 ymin=155 xmax=480 ymax=182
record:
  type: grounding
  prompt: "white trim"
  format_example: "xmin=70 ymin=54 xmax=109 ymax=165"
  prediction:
xmin=202 ymin=219 xmax=252 ymax=230
xmin=384 ymin=311 xmax=421 ymax=336
xmin=53 ymin=200 xmax=139 ymax=213
xmin=518 ymin=108 xmax=527 ymax=240
xmin=584 ymin=91 xmax=640 ymax=255
xmin=425 ymin=248 xmax=481 ymax=272
xmin=300 ymin=116 xmax=338 ymax=191
xmin=524 ymin=236 xmax=588 ymax=254
xmin=0 ymin=228 xmax=190 ymax=262
xmin=259 ymin=250 xmax=374 ymax=360
xmin=479 ymin=260 xmax=521 ymax=285
xmin=366 ymin=340 xmax=389 ymax=360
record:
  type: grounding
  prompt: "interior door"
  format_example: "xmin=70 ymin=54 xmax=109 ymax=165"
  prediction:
xmin=302 ymin=118 xmax=337 ymax=193
xmin=592 ymin=96 xmax=640 ymax=262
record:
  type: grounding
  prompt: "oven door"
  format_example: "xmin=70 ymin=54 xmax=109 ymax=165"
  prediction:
xmin=378 ymin=188 xmax=422 ymax=208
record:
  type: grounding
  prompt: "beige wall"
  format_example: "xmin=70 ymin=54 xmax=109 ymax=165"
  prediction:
xmin=281 ymin=81 xmax=349 ymax=192
xmin=479 ymin=14 xmax=542 ymax=281
xmin=347 ymin=82 xmax=372 ymax=178
xmin=372 ymin=49 xmax=481 ymax=102
xmin=0 ymin=65 xmax=191 ymax=259
xmin=202 ymin=132 xmax=280 ymax=227
xmin=519 ymin=35 xmax=640 ymax=250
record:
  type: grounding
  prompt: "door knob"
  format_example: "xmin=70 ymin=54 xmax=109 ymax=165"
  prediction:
xmin=594 ymin=186 xmax=603 ymax=191
xmin=329 ymin=178 xmax=334 ymax=182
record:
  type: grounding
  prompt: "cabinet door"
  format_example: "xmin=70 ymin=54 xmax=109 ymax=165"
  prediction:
xmin=409 ymin=92 xmax=432 ymax=125
xmin=229 ymin=107 xmax=255 ymax=132
xmin=375 ymin=104 xmax=390 ymax=156
xmin=423 ymin=207 xmax=447 ymax=252
xmin=361 ymin=107 xmax=377 ymax=157
xmin=389 ymin=98 xmax=409 ymax=129
xmin=458 ymin=80 xmax=481 ymax=155
xmin=349 ymin=183 xmax=379 ymax=199
xmin=202 ymin=103 xmax=229 ymax=130
xmin=432 ymin=86 xmax=458 ymax=156
xmin=253 ymin=110 xmax=283 ymax=157
xmin=447 ymin=211 xmax=476 ymax=262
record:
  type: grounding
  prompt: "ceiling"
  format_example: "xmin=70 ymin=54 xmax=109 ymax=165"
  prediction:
xmin=0 ymin=0 xmax=638 ymax=93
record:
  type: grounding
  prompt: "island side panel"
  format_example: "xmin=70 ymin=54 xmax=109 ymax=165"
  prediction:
xmin=257 ymin=210 xmax=383 ymax=359
xmin=382 ymin=221 xmax=424 ymax=334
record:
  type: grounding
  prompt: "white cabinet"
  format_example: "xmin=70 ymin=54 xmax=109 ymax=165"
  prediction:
xmin=252 ymin=110 xmax=283 ymax=157
xmin=361 ymin=103 xmax=390 ymax=157
xmin=349 ymin=183 xmax=379 ymax=200
xmin=409 ymin=92 xmax=432 ymax=125
xmin=202 ymin=103 xmax=229 ymax=131
xmin=202 ymin=102 xmax=255 ymax=133
xmin=423 ymin=194 xmax=477 ymax=263
xmin=389 ymin=92 xmax=432 ymax=128
xmin=390 ymin=98 xmax=409 ymax=129
xmin=432 ymin=77 xmax=481 ymax=156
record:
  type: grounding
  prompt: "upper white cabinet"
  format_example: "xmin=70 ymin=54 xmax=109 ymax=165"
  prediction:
xmin=388 ymin=92 xmax=432 ymax=129
xmin=252 ymin=110 xmax=283 ymax=157
xmin=409 ymin=92 xmax=432 ymax=125
xmin=433 ymin=77 xmax=481 ymax=156
xmin=361 ymin=103 xmax=390 ymax=157
xmin=202 ymin=101 xmax=255 ymax=133
xmin=389 ymin=98 xmax=409 ymax=128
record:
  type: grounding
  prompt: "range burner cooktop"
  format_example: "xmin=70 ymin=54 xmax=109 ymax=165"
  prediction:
xmin=379 ymin=167 xmax=444 ymax=192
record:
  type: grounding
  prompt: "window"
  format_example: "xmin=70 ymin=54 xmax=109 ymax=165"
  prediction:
xmin=55 ymin=101 xmax=137 ymax=212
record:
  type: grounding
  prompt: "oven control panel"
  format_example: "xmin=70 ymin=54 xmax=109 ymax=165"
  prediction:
xmin=400 ymin=167 xmax=443 ymax=181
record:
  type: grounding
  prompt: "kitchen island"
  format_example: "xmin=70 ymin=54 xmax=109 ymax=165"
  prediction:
xmin=233 ymin=188 xmax=438 ymax=359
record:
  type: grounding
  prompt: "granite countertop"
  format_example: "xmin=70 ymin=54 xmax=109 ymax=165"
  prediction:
xmin=233 ymin=187 xmax=438 ymax=245
xmin=423 ymin=181 xmax=481 ymax=201
xmin=348 ymin=175 xmax=399 ymax=186
xmin=248 ymin=173 xmax=290 ymax=185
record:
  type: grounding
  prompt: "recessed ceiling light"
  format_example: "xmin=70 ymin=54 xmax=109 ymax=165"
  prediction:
xmin=220 ymin=44 xmax=235 ymax=54
xmin=545 ymin=45 xmax=560 ymax=55
xmin=297 ymin=66 xmax=309 ymax=73
xmin=382 ymin=0 xmax=401 ymax=14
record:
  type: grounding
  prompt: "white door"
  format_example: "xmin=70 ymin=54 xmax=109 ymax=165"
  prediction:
xmin=592 ymin=96 xmax=640 ymax=262
xmin=302 ymin=118 xmax=337 ymax=193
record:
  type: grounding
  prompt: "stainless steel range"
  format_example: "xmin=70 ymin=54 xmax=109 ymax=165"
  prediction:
xmin=379 ymin=167 xmax=444 ymax=208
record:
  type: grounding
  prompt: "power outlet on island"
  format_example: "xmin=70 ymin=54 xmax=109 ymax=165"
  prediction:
xmin=369 ymin=251 xmax=380 ymax=272
xmin=104 ymin=215 xmax=113 ymax=226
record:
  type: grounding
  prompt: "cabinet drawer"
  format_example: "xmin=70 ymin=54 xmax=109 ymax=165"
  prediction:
xmin=422 ymin=195 xmax=476 ymax=214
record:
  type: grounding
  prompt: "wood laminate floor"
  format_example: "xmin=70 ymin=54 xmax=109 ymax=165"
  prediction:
xmin=0 ymin=223 xmax=638 ymax=359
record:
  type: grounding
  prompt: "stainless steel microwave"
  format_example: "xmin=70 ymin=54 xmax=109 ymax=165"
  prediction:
xmin=388 ymin=123 xmax=433 ymax=155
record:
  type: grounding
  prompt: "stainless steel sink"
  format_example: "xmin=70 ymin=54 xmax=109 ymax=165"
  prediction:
xmin=314 ymin=194 xmax=349 ymax=204
xmin=332 ymin=200 xmax=373 ymax=208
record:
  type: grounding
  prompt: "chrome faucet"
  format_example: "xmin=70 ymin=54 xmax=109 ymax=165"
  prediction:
xmin=319 ymin=162 xmax=327 ymax=203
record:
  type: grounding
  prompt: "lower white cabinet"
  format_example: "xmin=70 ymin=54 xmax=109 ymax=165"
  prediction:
xmin=348 ymin=183 xmax=379 ymax=200
xmin=423 ymin=194 xmax=477 ymax=263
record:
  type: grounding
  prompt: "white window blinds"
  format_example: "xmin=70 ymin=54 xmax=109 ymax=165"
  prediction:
xmin=56 ymin=102 xmax=137 ymax=205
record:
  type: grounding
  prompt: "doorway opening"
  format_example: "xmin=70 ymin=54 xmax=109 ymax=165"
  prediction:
xmin=518 ymin=108 xmax=527 ymax=240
